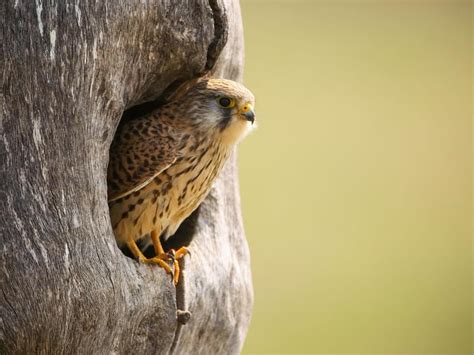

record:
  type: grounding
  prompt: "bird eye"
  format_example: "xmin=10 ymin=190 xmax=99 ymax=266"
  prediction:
xmin=218 ymin=97 xmax=234 ymax=108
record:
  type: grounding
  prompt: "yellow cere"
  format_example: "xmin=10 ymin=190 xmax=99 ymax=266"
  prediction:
xmin=241 ymin=103 xmax=252 ymax=113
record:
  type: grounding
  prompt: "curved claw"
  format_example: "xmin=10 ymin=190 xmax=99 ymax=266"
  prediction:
xmin=174 ymin=247 xmax=189 ymax=259
xmin=166 ymin=249 xmax=176 ymax=263
xmin=173 ymin=259 xmax=180 ymax=286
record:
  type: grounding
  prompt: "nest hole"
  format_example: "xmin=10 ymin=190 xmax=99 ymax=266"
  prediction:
xmin=109 ymin=87 xmax=200 ymax=261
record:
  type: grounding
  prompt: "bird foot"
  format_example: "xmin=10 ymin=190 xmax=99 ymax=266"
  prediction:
xmin=167 ymin=247 xmax=189 ymax=286
xmin=138 ymin=247 xmax=189 ymax=286
xmin=138 ymin=254 xmax=173 ymax=274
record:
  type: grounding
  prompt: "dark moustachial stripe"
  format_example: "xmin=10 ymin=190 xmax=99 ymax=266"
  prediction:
xmin=218 ymin=108 xmax=233 ymax=131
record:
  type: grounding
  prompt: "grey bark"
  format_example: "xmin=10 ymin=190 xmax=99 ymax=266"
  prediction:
xmin=0 ymin=0 xmax=253 ymax=354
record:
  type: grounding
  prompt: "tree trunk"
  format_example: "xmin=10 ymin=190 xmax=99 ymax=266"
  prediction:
xmin=0 ymin=0 xmax=253 ymax=354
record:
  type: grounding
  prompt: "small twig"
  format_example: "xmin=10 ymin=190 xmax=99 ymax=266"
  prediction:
xmin=169 ymin=257 xmax=191 ymax=354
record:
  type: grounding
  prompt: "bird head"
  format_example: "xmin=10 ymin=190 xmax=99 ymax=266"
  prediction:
xmin=173 ymin=78 xmax=256 ymax=145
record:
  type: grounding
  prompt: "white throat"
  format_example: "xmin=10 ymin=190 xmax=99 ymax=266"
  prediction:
xmin=220 ymin=116 xmax=256 ymax=146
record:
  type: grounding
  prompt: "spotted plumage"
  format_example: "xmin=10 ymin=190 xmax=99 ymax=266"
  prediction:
xmin=107 ymin=78 xmax=255 ymax=283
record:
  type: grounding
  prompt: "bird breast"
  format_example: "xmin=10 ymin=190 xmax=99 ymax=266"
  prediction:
xmin=110 ymin=138 xmax=231 ymax=246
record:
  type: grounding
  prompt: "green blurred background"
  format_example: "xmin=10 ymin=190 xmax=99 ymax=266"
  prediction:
xmin=237 ymin=0 xmax=472 ymax=354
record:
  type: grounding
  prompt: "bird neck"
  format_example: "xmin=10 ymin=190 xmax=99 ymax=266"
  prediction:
xmin=218 ymin=118 xmax=254 ymax=147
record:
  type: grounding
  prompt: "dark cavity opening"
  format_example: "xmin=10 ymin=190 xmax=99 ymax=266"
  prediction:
xmin=108 ymin=84 xmax=200 ymax=260
xmin=120 ymin=208 xmax=200 ymax=259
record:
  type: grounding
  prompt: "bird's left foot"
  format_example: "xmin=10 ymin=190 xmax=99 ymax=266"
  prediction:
xmin=166 ymin=247 xmax=189 ymax=286
xmin=126 ymin=237 xmax=189 ymax=286
xmin=150 ymin=230 xmax=189 ymax=285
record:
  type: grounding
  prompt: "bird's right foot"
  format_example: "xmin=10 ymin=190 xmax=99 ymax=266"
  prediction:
xmin=138 ymin=254 xmax=174 ymax=275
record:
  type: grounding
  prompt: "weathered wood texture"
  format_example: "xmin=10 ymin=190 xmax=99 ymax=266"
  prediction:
xmin=0 ymin=0 xmax=253 ymax=354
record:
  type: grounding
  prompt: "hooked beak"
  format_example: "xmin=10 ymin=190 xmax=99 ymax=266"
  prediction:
xmin=239 ymin=103 xmax=255 ymax=124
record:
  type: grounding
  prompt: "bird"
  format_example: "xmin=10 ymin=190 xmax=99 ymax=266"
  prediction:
xmin=107 ymin=78 xmax=256 ymax=285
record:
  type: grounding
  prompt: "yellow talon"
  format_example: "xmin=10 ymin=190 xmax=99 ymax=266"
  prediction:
xmin=128 ymin=239 xmax=173 ymax=275
xmin=168 ymin=247 xmax=189 ymax=285
xmin=174 ymin=247 xmax=189 ymax=259
xmin=127 ymin=233 xmax=189 ymax=285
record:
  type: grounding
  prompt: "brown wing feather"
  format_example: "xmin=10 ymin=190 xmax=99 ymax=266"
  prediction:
xmin=107 ymin=115 xmax=180 ymax=202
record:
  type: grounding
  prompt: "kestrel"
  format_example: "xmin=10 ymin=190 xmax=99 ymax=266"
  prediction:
xmin=108 ymin=78 xmax=255 ymax=285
